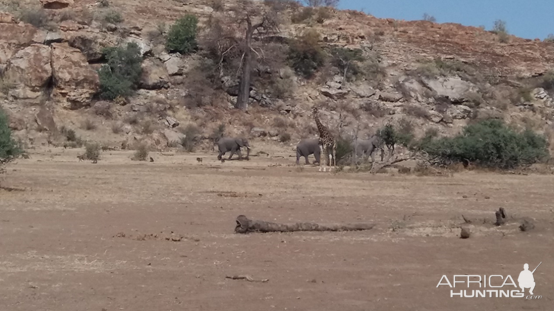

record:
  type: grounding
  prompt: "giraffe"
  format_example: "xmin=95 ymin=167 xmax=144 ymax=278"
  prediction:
xmin=312 ymin=107 xmax=336 ymax=172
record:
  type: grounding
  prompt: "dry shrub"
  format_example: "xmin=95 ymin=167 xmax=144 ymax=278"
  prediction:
xmin=81 ymin=119 xmax=97 ymax=131
xmin=291 ymin=7 xmax=314 ymax=23
xmin=403 ymin=104 xmax=429 ymax=119
xmin=132 ymin=144 xmax=148 ymax=161
xmin=273 ymin=117 xmax=288 ymax=128
xmin=124 ymin=114 xmax=140 ymax=125
xmin=179 ymin=124 xmax=201 ymax=152
xmin=279 ymin=132 xmax=291 ymax=143
xmin=111 ymin=122 xmax=123 ymax=134
xmin=360 ymin=101 xmax=389 ymax=117
xmin=93 ymin=103 xmax=112 ymax=118
xmin=397 ymin=166 xmax=411 ymax=174
xmin=84 ymin=143 xmax=100 ymax=161
xmin=140 ymin=120 xmax=155 ymax=134
xmin=208 ymin=0 xmax=224 ymax=12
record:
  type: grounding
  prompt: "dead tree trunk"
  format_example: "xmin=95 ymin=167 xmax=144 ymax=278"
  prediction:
xmin=234 ymin=215 xmax=375 ymax=234
xmin=236 ymin=18 xmax=256 ymax=111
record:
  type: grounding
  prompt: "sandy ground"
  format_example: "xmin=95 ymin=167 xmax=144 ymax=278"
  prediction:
xmin=0 ymin=147 xmax=553 ymax=311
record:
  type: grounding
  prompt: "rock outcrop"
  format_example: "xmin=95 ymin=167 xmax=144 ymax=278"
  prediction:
xmin=50 ymin=43 xmax=99 ymax=108
xmin=4 ymin=44 xmax=52 ymax=100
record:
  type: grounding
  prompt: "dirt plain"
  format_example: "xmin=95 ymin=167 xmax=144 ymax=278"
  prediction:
xmin=0 ymin=147 xmax=553 ymax=311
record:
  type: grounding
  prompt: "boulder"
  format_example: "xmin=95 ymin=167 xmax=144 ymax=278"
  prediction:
xmin=44 ymin=31 xmax=64 ymax=45
xmin=0 ymin=12 xmax=16 ymax=23
xmin=164 ymin=55 xmax=184 ymax=76
xmin=447 ymin=104 xmax=472 ymax=119
xmin=164 ymin=116 xmax=179 ymax=128
xmin=4 ymin=44 xmax=52 ymax=100
xmin=0 ymin=17 xmax=37 ymax=46
xmin=320 ymin=87 xmax=348 ymax=100
xmin=40 ymin=0 xmax=73 ymax=9
xmin=163 ymin=129 xmax=185 ymax=146
xmin=427 ymin=110 xmax=443 ymax=123
xmin=123 ymin=35 xmax=152 ymax=57
xmin=251 ymin=127 xmax=267 ymax=137
xmin=349 ymin=83 xmax=376 ymax=98
xmin=378 ymin=91 xmax=403 ymax=102
xmin=67 ymin=31 xmax=118 ymax=62
xmin=421 ymin=76 xmax=476 ymax=104
xmin=50 ymin=43 xmax=99 ymax=108
xmin=140 ymin=58 xmax=170 ymax=90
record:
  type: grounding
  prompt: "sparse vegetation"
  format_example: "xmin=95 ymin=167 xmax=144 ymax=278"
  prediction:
xmin=132 ymin=144 xmax=149 ymax=161
xmin=288 ymin=29 xmax=326 ymax=79
xmin=100 ymin=9 xmax=123 ymax=24
xmin=422 ymin=13 xmax=436 ymax=22
xmin=166 ymin=14 xmax=198 ymax=54
xmin=545 ymin=34 xmax=554 ymax=43
xmin=403 ymin=105 xmax=429 ymax=119
xmin=111 ymin=122 xmax=123 ymax=134
xmin=0 ymin=109 xmax=22 ymax=171
xmin=279 ymin=132 xmax=291 ymax=143
xmin=84 ymin=143 xmax=101 ymax=161
xmin=492 ymin=19 xmax=509 ymax=43
xmin=97 ymin=42 xmax=143 ymax=100
xmin=327 ymin=46 xmax=365 ymax=81
xmin=140 ymin=120 xmax=155 ymax=135
xmin=81 ymin=119 xmax=97 ymax=131
xmin=418 ymin=119 xmax=550 ymax=169
xmin=180 ymin=124 xmax=201 ymax=152
xmin=19 ymin=7 xmax=49 ymax=28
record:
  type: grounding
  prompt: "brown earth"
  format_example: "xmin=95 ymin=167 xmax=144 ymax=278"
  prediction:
xmin=0 ymin=149 xmax=553 ymax=310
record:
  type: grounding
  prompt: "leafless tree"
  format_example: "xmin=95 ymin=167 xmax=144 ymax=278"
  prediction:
xmin=303 ymin=0 xmax=340 ymax=7
xmin=203 ymin=0 xmax=282 ymax=111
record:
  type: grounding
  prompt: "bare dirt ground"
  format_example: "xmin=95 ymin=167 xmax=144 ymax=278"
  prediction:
xmin=0 ymin=147 xmax=553 ymax=311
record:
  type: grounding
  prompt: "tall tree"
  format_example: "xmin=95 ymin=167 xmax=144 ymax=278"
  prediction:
xmin=205 ymin=0 xmax=281 ymax=111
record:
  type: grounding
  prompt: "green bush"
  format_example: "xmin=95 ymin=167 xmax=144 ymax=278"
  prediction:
xmin=287 ymin=29 xmax=326 ymax=79
xmin=98 ymin=42 xmax=142 ymax=100
xmin=166 ymin=15 xmax=198 ymax=54
xmin=0 ymin=109 xmax=22 ymax=166
xmin=335 ymin=136 xmax=353 ymax=164
xmin=327 ymin=46 xmax=365 ymax=81
xmin=419 ymin=119 xmax=550 ymax=169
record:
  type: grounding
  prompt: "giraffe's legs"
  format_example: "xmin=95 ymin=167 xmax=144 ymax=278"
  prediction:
xmin=319 ymin=146 xmax=329 ymax=172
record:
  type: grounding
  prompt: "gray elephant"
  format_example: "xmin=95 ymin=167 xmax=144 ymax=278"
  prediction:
xmin=296 ymin=138 xmax=321 ymax=165
xmin=217 ymin=137 xmax=250 ymax=160
xmin=351 ymin=136 xmax=384 ymax=163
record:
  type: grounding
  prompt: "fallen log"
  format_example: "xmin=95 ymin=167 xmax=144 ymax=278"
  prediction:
xmin=234 ymin=215 xmax=375 ymax=234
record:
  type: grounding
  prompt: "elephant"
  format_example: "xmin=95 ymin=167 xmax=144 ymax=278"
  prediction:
xmin=217 ymin=137 xmax=250 ymax=161
xmin=351 ymin=136 xmax=385 ymax=163
xmin=296 ymin=138 xmax=321 ymax=165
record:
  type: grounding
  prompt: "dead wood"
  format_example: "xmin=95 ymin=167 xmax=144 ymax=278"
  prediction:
xmin=369 ymin=154 xmax=411 ymax=173
xmin=234 ymin=215 xmax=375 ymax=234
xmin=226 ymin=275 xmax=269 ymax=283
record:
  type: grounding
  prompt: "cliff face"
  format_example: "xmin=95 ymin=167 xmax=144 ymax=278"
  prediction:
xmin=1 ymin=0 xmax=553 ymax=152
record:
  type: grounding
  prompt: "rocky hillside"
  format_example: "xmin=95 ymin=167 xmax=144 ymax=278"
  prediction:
xmin=1 ymin=0 xmax=554 ymax=155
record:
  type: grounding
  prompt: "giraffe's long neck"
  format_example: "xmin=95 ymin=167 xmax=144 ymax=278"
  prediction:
xmin=314 ymin=113 xmax=327 ymax=135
